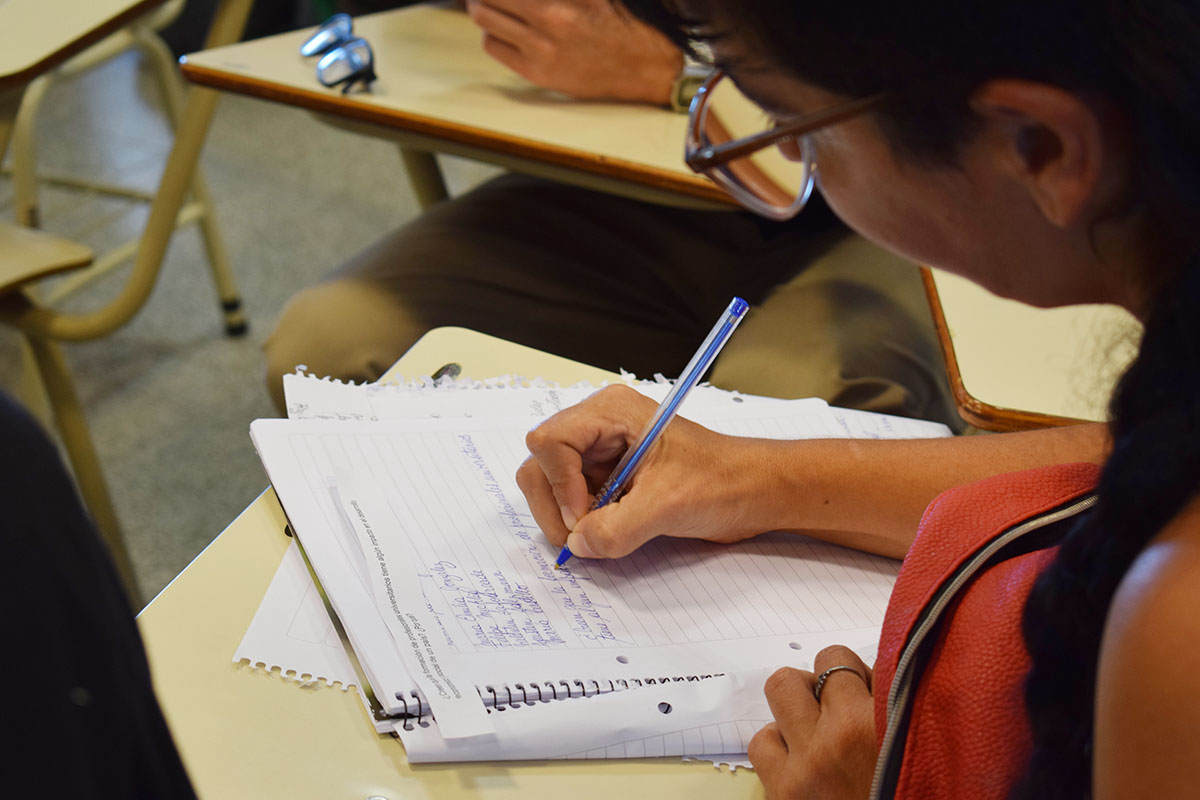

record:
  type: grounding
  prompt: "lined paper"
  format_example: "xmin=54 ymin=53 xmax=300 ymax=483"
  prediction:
xmin=251 ymin=412 xmax=901 ymax=706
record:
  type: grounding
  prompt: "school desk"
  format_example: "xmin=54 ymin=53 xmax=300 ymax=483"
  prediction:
xmin=137 ymin=326 xmax=761 ymax=799
xmin=923 ymin=268 xmax=1142 ymax=431
xmin=178 ymin=2 xmax=732 ymax=210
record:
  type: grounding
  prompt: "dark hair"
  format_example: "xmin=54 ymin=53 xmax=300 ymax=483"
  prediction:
xmin=618 ymin=1 xmax=1200 ymax=796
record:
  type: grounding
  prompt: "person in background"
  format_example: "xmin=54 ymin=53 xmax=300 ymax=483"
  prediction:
xmin=1 ymin=391 xmax=195 ymax=798
xmin=264 ymin=0 xmax=958 ymax=433
xmin=516 ymin=0 xmax=1200 ymax=797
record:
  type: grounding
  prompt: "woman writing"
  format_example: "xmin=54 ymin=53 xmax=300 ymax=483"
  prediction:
xmin=514 ymin=1 xmax=1200 ymax=797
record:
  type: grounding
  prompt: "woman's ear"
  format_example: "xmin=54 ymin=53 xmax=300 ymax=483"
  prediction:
xmin=969 ymin=80 xmax=1109 ymax=228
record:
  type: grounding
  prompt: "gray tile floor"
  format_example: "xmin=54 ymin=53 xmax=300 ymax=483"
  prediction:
xmin=0 ymin=47 xmax=498 ymax=603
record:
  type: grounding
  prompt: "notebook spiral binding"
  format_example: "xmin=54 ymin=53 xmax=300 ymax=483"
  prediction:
xmin=394 ymin=675 xmax=723 ymax=731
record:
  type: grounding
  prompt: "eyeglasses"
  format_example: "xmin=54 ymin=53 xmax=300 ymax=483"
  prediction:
xmin=299 ymin=13 xmax=377 ymax=94
xmin=684 ymin=71 xmax=883 ymax=220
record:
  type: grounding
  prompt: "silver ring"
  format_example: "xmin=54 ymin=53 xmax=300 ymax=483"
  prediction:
xmin=813 ymin=665 xmax=862 ymax=703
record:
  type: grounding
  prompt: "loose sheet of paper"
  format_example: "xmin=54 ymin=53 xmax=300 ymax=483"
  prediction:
xmin=233 ymin=539 xmax=357 ymax=688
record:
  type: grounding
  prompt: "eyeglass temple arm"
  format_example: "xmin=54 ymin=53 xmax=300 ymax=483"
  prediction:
xmin=685 ymin=94 xmax=884 ymax=172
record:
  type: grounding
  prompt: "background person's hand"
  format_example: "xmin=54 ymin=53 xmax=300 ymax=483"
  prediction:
xmin=465 ymin=0 xmax=682 ymax=105
xmin=749 ymin=645 xmax=877 ymax=799
xmin=515 ymin=385 xmax=774 ymax=559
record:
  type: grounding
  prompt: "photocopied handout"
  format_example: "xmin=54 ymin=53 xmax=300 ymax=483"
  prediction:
xmin=250 ymin=408 xmax=904 ymax=757
xmin=334 ymin=468 xmax=494 ymax=738
xmin=393 ymin=666 xmax=781 ymax=762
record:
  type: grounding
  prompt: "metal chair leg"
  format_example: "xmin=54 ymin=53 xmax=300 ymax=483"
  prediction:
xmin=11 ymin=75 xmax=49 ymax=228
xmin=23 ymin=333 xmax=141 ymax=606
xmin=135 ymin=24 xmax=246 ymax=336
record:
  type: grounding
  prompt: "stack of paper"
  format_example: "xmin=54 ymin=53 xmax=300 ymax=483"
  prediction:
xmin=238 ymin=372 xmax=950 ymax=763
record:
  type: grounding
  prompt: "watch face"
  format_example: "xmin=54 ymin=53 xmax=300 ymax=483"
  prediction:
xmin=672 ymin=71 xmax=711 ymax=112
xmin=681 ymin=76 xmax=707 ymax=103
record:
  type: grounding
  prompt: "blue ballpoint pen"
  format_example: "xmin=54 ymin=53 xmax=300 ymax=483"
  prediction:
xmin=554 ymin=297 xmax=750 ymax=568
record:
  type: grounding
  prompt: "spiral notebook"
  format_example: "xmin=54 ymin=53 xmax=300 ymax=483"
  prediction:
xmin=247 ymin=375 xmax=950 ymax=761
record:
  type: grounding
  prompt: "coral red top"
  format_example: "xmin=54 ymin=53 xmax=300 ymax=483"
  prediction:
xmin=871 ymin=463 xmax=1101 ymax=799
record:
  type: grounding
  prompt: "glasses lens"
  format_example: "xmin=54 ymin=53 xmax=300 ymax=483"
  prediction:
xmin=316 ymin=38 xmax=374 ymax=87
xmin=695 ymin=77 xmax=814 ymax=219
xmin=300 ymin=13 xmax=354 ymax=57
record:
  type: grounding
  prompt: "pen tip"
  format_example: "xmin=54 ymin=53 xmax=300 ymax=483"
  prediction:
xmin=553 ymin=563 xmax=561 ymax=570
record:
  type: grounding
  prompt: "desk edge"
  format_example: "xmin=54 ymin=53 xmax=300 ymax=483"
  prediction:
xmin=920 ymin=266 xmax=1089 ymax=432
xmin=0 ymin=0 xmax=166 ymax=89
xmin=180 ymin=59 xmax=736 ymax=207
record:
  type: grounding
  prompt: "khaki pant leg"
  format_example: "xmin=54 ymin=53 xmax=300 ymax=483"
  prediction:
xmin=262 ymin=174 xmax=814 ymax=412
xmin=263 ymin=173 xmax=957 ymax=426
xmin=263 ymin=280 xmax=417 ymax=412
xmin=709 ymin=236 xmax=960 ymax=428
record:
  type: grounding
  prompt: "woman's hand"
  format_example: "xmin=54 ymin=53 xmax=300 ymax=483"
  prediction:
xmin=750 ymin=645 xmax=877 ymax=799
xmin=517 ymin=382 xmax=1100 ymax=562
xmin=515 ymin=384 xmax=774 ymax=558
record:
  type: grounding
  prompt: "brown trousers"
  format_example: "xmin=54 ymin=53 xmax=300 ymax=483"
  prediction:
xmin=265 ymin=174 xmax=958 ymax=428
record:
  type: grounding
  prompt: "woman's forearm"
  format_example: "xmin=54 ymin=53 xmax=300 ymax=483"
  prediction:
xmin=745 ymin=422 xmax=1110 ymax=558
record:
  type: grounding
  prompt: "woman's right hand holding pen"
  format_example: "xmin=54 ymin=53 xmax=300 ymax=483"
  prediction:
xmin=516 ymin=384 xmax=780 ymax=558
xmin=517 ymin=386 xmax=1116 ymax=562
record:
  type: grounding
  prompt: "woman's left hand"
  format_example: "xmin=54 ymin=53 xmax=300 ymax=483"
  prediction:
xmin=749 ymin=645 xmax=877 ymax=799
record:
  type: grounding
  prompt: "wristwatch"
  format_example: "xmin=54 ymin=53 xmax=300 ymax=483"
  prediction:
xmin=669 ymin=59 xmax=712 ymax=113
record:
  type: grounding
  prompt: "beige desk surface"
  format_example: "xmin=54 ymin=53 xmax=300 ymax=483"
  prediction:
xmin=925 ymin=268 xmax=1142 ymax=431
xmin=179 ymin=4 xmax=731 ymax=207
xmin=139 ymin=327 xmax=761 ymax=799
xmin=0 ymin=0 xmax=163 ymax=87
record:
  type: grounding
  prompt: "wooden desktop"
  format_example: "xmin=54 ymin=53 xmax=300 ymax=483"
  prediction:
xmin=180 ymin=3 xmax=732 ymax=210
xmin=0 ymin=0 xmax=164 ymax=91
xmin=924 ymin=268 xmax=1141 ymax=431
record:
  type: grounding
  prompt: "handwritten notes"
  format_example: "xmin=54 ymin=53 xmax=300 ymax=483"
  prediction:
xmin=252 ymin=411 xmax=905 ymax=700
